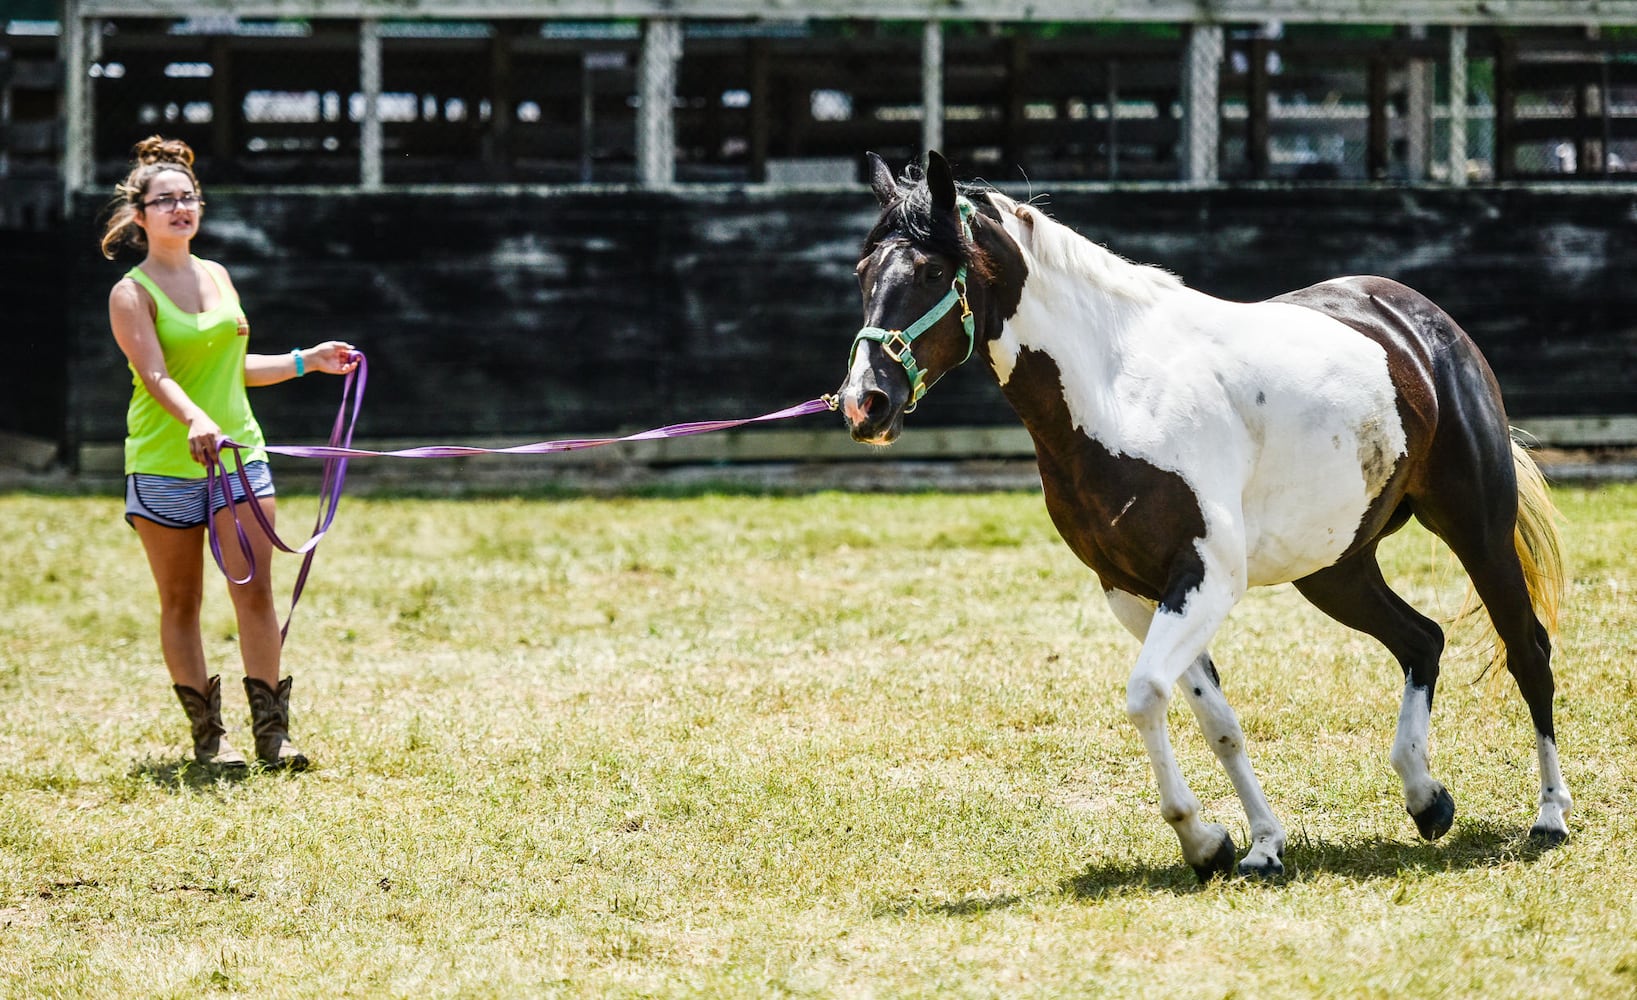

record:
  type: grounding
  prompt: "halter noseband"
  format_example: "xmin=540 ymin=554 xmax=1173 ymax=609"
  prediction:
xmin=852 ymin=196 xmax=977 ymax=411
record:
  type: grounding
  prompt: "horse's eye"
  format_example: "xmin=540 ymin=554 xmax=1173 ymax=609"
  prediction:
xmin=925 ymin=263 xmax=945 ymax=283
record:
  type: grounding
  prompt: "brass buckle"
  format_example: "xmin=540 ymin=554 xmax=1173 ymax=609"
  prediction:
xmin=881 ymin=330 xmax=913 ymax=362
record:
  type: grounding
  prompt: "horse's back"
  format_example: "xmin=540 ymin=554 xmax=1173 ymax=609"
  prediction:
xmin=1271 ymin=275 xmax=1513 ymax=469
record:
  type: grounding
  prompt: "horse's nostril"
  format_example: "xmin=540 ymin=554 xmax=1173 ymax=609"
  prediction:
xmin=861 ymin=389 xmax=888 ymax=420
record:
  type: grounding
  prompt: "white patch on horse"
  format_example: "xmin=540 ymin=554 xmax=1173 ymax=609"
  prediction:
xmin=1391 ymin=681 xmax=1444 ymax=816
xmin=985 ymin=192 xmax=1407 ymax=587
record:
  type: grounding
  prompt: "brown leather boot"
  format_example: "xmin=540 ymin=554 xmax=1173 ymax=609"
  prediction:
xmin=243 ymin=676 xmax=309 ymax=771
xmin=173 ymin=675 xmax=248 ymax=768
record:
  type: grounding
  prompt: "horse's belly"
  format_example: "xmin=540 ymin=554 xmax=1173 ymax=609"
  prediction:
xmin=1241 ymin=434 xmax=1394 ymax=586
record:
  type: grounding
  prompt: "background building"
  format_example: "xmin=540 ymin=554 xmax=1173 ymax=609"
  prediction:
xmin=6 ymin=2 xmax=1636 ymax=479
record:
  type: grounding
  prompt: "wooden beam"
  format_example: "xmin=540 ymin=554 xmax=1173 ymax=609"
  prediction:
xmin=1182 ymin=23 xmax=1222 ymax=183
xmin=60 ymin=0 xmax=91 ymax=211
xmin=360 ymin=18 xmax=382 ymax=189
xmin=1448 ymin=25 xmax=1468 ymax=186
xmin=921 ymin=21 xmax=942 ymax=156
xmin=70 ymin=0 xmax=1637 ymax=27
xmin=638 ymin=17 xmax=680 ymax=189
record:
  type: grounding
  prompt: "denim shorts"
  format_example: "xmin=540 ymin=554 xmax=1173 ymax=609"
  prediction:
xmin=125 ymin=460 xmax=276 ymax=529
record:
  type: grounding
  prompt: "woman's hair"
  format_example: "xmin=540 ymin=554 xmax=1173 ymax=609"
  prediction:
xmin=99 ymin=135 xmax=201 ymax=260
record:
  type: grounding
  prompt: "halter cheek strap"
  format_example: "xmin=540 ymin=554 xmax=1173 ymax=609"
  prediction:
xmin=852 ymin=197 xmax=977 ymax=411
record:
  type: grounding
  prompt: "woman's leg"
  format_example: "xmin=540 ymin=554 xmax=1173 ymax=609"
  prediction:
xmin=214 ymin=496 xmax=281 ymax=686
xmin=215 ymin=496 xmax=308 ymax=769
xmin=132 ymin=517 xmax=209 ymax=690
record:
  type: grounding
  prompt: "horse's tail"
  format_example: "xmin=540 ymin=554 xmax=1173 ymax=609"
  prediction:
xmin=1457 ymin=437 xmax=1564 ymax=676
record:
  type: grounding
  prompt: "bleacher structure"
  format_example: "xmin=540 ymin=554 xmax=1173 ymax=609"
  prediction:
xmin=4 ymin=0 xmax=1634 ymax=219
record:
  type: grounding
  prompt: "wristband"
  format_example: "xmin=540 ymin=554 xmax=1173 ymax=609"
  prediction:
xmin=292 ymin=349 xmax=306 ymax=377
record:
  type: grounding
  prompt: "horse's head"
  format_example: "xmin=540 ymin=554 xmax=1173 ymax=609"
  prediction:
xmin=839 ymin=151 xmax=994 ymax=445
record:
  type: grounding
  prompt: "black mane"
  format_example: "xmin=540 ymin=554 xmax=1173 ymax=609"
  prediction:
xmin=864 ymin=164 xmax=995 ymax=282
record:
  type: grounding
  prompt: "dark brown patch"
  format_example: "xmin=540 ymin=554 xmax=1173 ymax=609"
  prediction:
xmin=999 ymin=348 xmax=1209 ymax=607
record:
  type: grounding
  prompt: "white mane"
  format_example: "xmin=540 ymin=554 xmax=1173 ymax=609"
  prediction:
xmin=984 ymin=192 xmax=1183 ymax=304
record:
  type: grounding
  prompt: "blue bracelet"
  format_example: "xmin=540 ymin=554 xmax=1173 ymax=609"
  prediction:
xmin=292 ymin=349 xmax=305 ymax=377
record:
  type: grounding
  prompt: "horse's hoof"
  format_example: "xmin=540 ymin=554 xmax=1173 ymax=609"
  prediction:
xmin=1528 ymin=823 xmax=1568 ymax=848
xmin=1409 ymin=786 xmax=1455 ymax=841
xmin=1236 ymin=855 xmax=1285 ymax=880
xmin=1190 ymin=832 xmax=1237 ymax=883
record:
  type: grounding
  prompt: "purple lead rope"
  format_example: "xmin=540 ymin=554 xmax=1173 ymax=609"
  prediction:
xmin=205 ymin=351 xmax=836 ymax=640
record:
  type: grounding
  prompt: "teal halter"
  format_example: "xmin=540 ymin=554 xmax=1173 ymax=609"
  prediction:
xmin=852 ymin=197 xmax=977 ymax=411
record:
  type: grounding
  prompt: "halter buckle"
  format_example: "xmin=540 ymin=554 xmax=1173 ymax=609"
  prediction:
xmin=880 ymin=330 xmax=914 ymax=363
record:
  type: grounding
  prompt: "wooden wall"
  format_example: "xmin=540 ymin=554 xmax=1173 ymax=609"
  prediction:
xmin=57 ymin=183 xmax=1637 ymax=463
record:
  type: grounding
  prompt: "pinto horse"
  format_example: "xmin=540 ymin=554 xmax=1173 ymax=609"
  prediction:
xmin=838 ymin=151 xmax=1569 ymax=880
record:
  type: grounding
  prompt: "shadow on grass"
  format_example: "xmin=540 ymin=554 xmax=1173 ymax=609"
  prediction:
xmin=1280 ymin=818 xmax=1558 ymax=881
xmin=1060 ymin=818 xmax=1557 ymax=897
xmin=128 ymin=756 xmax=257 ymax=794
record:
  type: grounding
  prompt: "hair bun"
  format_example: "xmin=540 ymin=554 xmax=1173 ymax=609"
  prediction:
xmin=132 ymin=135 xmax=195 ymax=169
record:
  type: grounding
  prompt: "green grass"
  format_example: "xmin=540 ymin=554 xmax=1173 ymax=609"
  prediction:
xmin=3 ymin=483 xmax=1636 ymax=998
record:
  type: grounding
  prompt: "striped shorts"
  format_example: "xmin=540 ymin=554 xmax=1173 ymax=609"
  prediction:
xmin=125 ymin=460 xmax=276 ymax=529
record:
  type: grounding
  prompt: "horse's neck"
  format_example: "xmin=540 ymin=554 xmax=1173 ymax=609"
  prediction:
xmin=985 ymin=204 xmax=1184 ymax=434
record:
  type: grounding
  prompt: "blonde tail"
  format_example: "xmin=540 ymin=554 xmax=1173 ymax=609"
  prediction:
xmin=1456 ymin=438 xmax=1564 ymax=676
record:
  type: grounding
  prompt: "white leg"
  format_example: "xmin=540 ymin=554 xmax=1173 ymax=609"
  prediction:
xmin=1109 ymin=589 xmax=1286 ymax=877
xmin=1178 ymin=656 xmax=1286 ymax=876
xmin=1116 ymin=571 xmax=1244 ymax=881
xmin=1531 ymin=734 xmax=1572 ymax=843
xmin=1390 ymin=680 xmax=1455 ymax=839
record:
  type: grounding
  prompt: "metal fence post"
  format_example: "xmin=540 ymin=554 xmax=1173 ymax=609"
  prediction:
xmin=922 ymin=21 xmax=944 ymax=155
xmin=360 ymin=18 xmax=382 ymax=190
xmin=1448 ymin=25 xmax=1468 ymax=187
xmin=1182 ymin=23 xmax=1222 ymax=184
xmin=638 ymin=17 xmax=680 ymax=189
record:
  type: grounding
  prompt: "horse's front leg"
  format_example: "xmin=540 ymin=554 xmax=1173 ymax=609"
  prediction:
xmin=1178 ymin=655 xmax=1287 ymax=876
xmin=1121 ymin=563 xmax=1245 ymax=882
xmin=1109 ymin=588 xmax=1284 ymax=879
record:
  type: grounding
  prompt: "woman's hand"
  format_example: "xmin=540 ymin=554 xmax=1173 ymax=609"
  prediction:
xmin=304 ymin=341 xmax=361 ymax=376
xmin=187 ymin=413 xmax=224 ymax=468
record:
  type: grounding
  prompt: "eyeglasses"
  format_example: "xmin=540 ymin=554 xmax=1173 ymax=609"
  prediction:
xmin=141 ymin=193 xmax=204 ymax=213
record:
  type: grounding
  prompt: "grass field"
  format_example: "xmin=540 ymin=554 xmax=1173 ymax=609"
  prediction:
xmin=3 ymin=482 xmax=1636 ymax=998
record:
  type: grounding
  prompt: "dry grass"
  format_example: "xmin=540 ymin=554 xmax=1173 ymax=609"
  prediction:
xmin=2 ymin=483 xmax=1635 ymax=998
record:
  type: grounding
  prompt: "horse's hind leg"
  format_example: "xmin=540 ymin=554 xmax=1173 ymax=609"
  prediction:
xmin=1414 ymin=496 xmax=1572 ymax=844
xmin=1294 ymin=545 xmax=1456 ymax=840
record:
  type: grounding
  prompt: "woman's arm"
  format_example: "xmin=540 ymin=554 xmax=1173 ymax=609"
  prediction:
xmin=245 ymin=341 xmax=360 ymax=386
xmin=109 ymin=278 xmax=223 ymax=467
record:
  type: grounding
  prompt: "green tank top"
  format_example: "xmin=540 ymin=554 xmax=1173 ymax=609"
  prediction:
xmin=123 ymin=256 xmax=268 ymax=477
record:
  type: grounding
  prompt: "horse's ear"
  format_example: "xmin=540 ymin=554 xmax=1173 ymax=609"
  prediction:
xmin=925 ymin=150 xmax=957 ymax=214
xmin=866 ymin=152 xmax=896 ymax=207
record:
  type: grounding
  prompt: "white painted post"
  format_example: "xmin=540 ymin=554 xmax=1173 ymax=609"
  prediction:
xmin=61 ymin=0 xmax=92 ymax=214
xmin=1406 ymin=24 xmax=1430 ymax=180
xmin=922 ymin=20 xmax=943 ymax=155
xmin=638 ymin=17 xmax=680 ymax=189
xmin=1182 ymin=23 xmax=1222 ymax=184
xmin=360 ymin=17 xmax=382 ymax=189
xmin=1448 ymin=25 xmax=1468 ymax=187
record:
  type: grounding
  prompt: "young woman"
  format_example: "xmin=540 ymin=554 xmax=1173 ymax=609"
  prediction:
xmin=103 ymin=135 xmax=357 ymax=770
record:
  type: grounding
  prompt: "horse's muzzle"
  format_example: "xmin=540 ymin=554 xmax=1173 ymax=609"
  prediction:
xmin=842 ymin=387 xmax=903 ymax=445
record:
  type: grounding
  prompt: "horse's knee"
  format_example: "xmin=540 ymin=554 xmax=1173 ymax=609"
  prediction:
xmin=1126 ymin=675 xmax=1169 ymax=724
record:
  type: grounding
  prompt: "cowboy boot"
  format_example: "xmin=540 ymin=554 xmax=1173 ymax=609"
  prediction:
xmin=173 ymin=675 xmax=248 ymax=768
xmin=243 ymin=676 xmax=309 ymax=770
